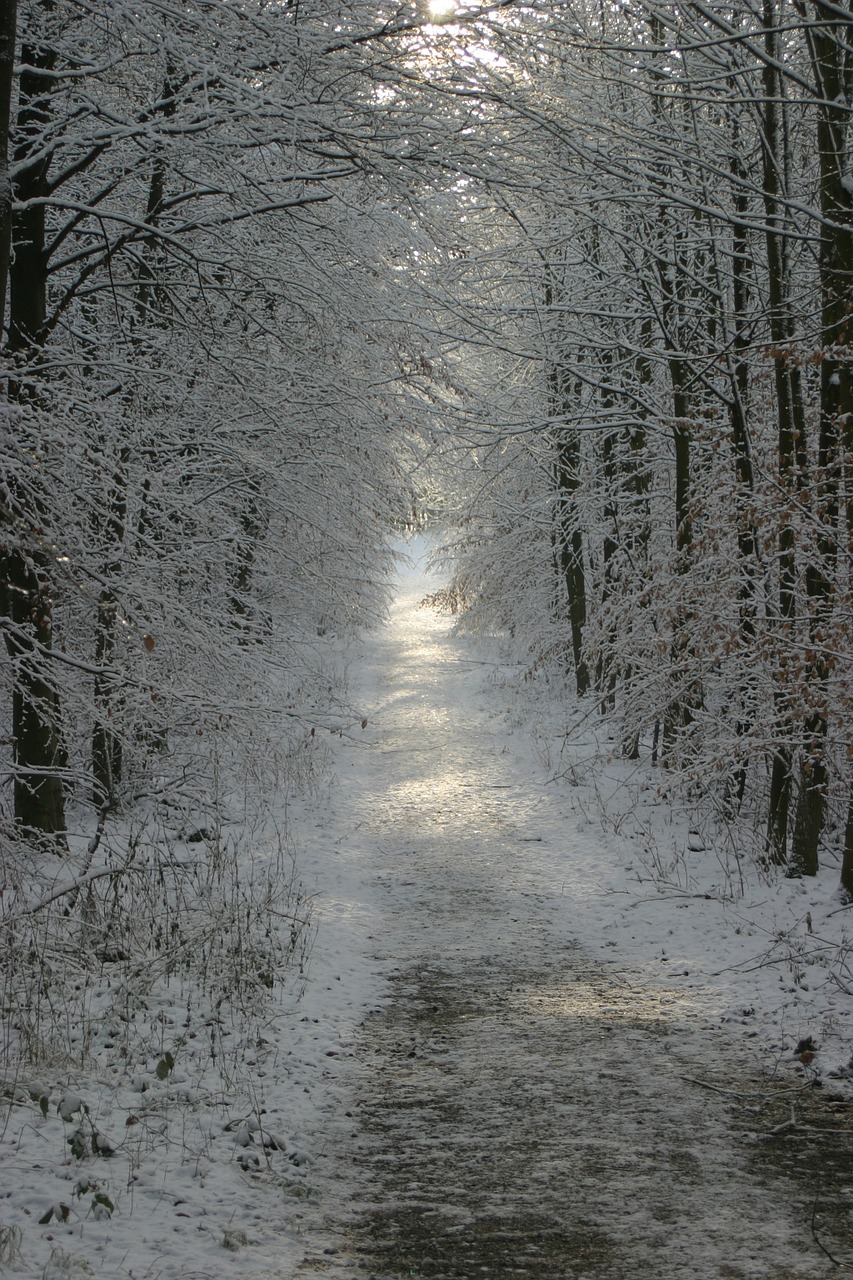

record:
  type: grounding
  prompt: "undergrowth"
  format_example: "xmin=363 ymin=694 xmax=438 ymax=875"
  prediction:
xmin=0 ymin=706 xmax=324 ymax=1275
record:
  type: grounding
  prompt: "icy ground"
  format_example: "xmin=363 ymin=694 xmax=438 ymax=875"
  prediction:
xmin=293 ymin=537 xmax=853 ymax=1279
xmin=2 ymin=536 xmax=853 ymax=1278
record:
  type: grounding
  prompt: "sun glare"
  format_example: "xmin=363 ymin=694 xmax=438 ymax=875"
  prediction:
xmin=428 ymin=0 xmax=456 ymax=17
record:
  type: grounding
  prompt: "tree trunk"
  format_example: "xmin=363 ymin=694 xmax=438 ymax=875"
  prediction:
xmin=660 ymin=252 xmax=699 ymax=758
xmin=724 ymin=128 xmax=758 ymax=811
xmin=790 ymin=2 xmax=853 ymax=876
xmin=229 ymin=478 xmax=268 ymax=642
xmin=840 ymin=791 xmax=853 ymax=901
xmin=553 ymin=421 xmax=589 ymax=697
xmin=1 ymin=23 xmax=67 ymax=841
xmin=761 ymin=0 xmax=807 ymax=866
xmin=91 ymin=69 xmax=177 ymax=801
xmin=596 ymin=427 xmax=618 ymax=715
xmin=0 ymin=551 xmax=67 ymax=837
xmin=0 ymin=0 xmax=18 ymax=328
xmin=92 ymin=448 xmax=129 ymax=807
xmin=547 ymin=265 xmax=589 ymax=698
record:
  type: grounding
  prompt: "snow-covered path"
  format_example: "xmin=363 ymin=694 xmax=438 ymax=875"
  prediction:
xmin=295 ymin=545 xmax=845 ymax=1280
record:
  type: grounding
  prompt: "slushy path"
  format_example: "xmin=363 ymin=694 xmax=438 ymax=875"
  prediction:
xmin=297 ymin=551 xmax=842 ymax=1280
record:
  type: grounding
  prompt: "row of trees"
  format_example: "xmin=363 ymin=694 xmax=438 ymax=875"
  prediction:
xmin=0 ymin=0 xmax=478 ymax=1077
xmin=405 ymin=1 xmax=853 ymax=891
xmin=0 ymin=0 xmax=440 ymax=851
xmin=6 ymin=0 xmax=853 ymax=896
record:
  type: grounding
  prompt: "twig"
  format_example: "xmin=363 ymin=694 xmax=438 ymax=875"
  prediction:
xmin=758 ymin=1125 xmax=839 ymax=1138
xmin=811 ymin=1193 xmax=842 ymax=1268
xmin=1 ymin=864 xmax=146 ymax=925
xmin=711 ymin=951 xmax=788 ymax=976
xmin=682 ymin=1076 xmax=821 ymax=1106
xmin=763 ymin=1116 xmax=799 ymax=1137
xmin=828 ymin=971 xmax=853 ymax=997
xmin=680 ymin=1074 xmax=753 ymax=1099
xmin=629 ymin=891 xmax=721 ymax=906
xmin=65 ymin=800 xmax=111 ymax=913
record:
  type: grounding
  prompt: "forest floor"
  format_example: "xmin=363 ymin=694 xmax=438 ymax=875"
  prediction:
xmin=3 ymin=537 xmax=853 ymax=1278
xmin=291 ymin=537 xmax=853 ymax=1280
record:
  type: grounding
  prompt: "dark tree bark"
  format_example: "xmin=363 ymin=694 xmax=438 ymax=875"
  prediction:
xmin=553 ymin=419 xmax=589 ymax=698
xmin=547 ymin=270 xmax=589 ymax=698
xmin=0 ymin=0 xmax=18 ymax=328
xmin=1 ymin=18 xmax=67 ymax=840
xmin=723 ymin=118 xmax=759 ymax=812
xmin=229 ymin=478 xmax=268 ymax=641
xmin=790 ymin=1 xmax=853 ymax=876
xmin=91 ymin=448 xmax=129 ymax=808
xmin=840 ymin=792 xmax=853 ymax=900
xmin=761 ymin=0 xmax=808 ymax=866
xmin=92 ymin=67 xmax=178 ymax=804
xmin=659 ymin=244 xmax=700 ymax=759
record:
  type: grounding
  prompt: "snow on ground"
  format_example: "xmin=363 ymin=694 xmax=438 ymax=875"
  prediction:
xmin=0 ymin=810 xmax=378 ymax=1280
xmin=1 ymin=533 xmax=852 ymax=1279
xmin=498 ymin=653 xmax=853 ymax=1088
xmin=326 ymin=533 xmax=853 ymax=1088
xmin=293 ymin=534 xmax=853 ymax=1277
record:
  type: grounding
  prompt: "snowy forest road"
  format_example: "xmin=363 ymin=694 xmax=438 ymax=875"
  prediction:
xmin=297 ymin=548 xmax=845 ymax=1280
